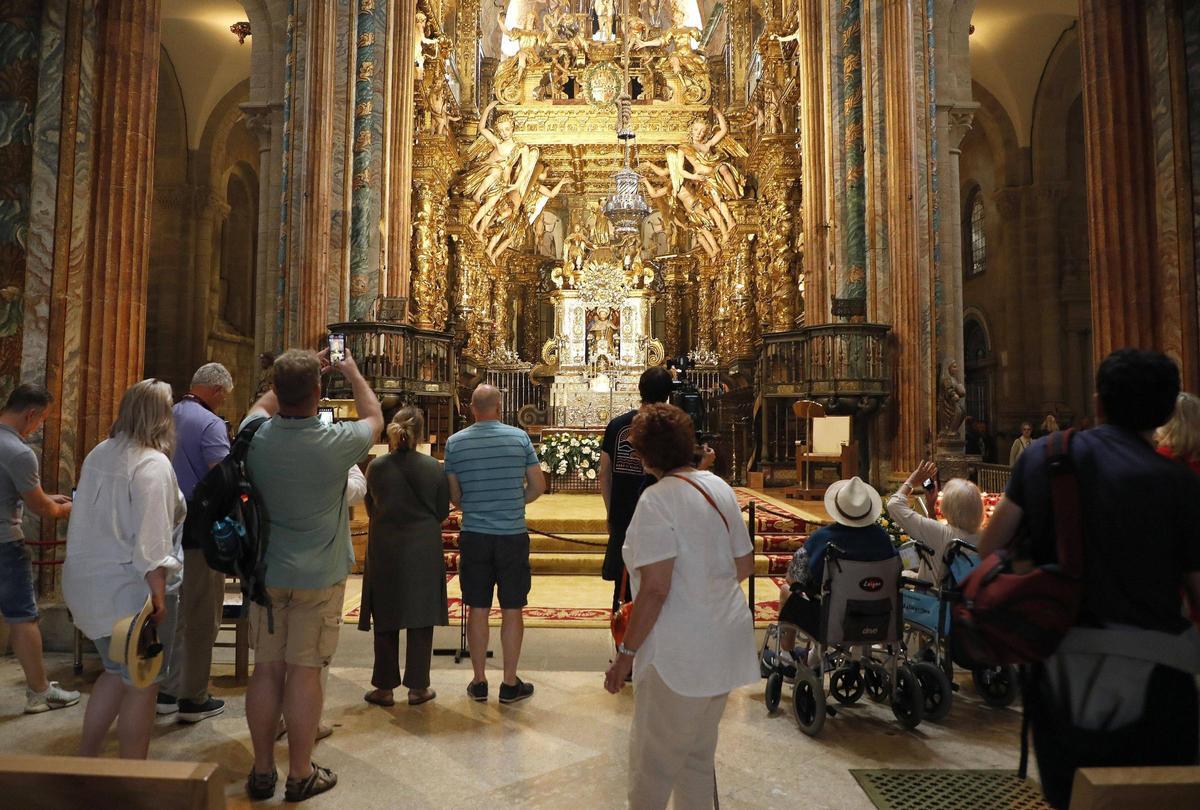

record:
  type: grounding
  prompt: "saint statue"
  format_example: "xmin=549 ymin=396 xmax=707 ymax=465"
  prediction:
xmin=426 ymin=81 xmax=460 ymax=136
xmin=495 ymin=11 xmax=546 ymax=103
xmin=588 ymin=308 xmax=619 ymax=360
xmin=592 ymin=0 xmax=615 ymax=42
xmin=413 ymin=11 xmax=440 ymax=82
xmin=556 ymin=228 xmax=593 ymax=288
xmin=939 ymin=359 xmax=968 ymax=436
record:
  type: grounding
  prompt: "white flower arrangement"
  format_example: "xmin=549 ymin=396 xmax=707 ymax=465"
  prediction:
xmin=539 ymin=432 xmax=603 ymax=482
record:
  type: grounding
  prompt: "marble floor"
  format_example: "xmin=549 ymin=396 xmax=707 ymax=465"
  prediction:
xmin=0 ymin=626 xmax=1029 ymax=809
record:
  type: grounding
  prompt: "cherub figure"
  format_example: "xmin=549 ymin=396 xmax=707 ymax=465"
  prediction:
xmin=427 ymin=81 xmax=461 ymax=136
xmin=413 ymin=11 xmax=440 ymax=81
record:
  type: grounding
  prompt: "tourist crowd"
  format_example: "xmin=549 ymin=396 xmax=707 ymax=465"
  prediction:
xmin=1 ymin=347 xmax=1198 ymax=807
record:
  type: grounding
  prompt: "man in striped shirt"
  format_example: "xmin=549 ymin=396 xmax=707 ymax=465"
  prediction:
xmin=445 ymin=384 xmax=546 ymax=704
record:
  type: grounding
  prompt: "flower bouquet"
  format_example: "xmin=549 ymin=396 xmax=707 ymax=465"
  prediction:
xmin=538 ymin=432 xmax=603 ymax=490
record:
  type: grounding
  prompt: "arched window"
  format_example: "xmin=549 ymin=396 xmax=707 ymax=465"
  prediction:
xmin=963 ymin=187 xmax=986 ymax=278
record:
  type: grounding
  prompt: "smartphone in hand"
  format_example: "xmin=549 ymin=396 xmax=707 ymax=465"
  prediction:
xmin=328 ymin=333 xmax=346 ymax=364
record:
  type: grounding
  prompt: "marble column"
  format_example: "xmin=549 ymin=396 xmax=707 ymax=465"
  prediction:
xmin=795 ymin=0 xmax=829 ymax=325
xmin=76 ymin=0 xmax=162 ymax=453
xmin=935 ymin=103 xmax=977 ymax=400
xmin=1078 ymin=0 xmax=1159 ymax=357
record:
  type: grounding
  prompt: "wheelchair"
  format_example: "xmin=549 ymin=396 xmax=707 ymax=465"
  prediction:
xmin=900 ymin=538 xmax=1019 ymax=714
xmin=761 ymin=546 xmax=925 ymax=736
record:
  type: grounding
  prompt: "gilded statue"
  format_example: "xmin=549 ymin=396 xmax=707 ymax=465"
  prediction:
xmin=631 ymin=4 xmax=709 ymax=103
xmin=654 ymin=111 xmax=746 ymax=240
xmin=753 ymin=85 xmax=785 ymax=137
xmin=460 ymin=101 xmax=542 ymax=237
xmin=641 ymin=175 xmax=720 ymax=258
xmin=495 ymin=11 xmax=546 ymax=104
xmin=413 ymin=11 xmax=440 ymax=82
xmin=619 ymin=234 xmax=655 ymax=287
xmin=939 ymin=359 xmax=968 ymax=435
xmin=586 ymin=199 xmax=614 ymax=245
xmin=426 ymin=81 xmax=460 ymax=136
xmin=588 ymin=307 xmax=618 ymax=359
xmin=544 ymin=0 xmax=589 ymax=60
xmin=485 ymin=168 xmax=569 ymax=263
xmin=556 ymin=228 xmax=593 ymax=288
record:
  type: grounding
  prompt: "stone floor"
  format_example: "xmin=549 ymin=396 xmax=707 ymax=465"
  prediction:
xmin=0 ymin=626 xmax=1029 ymax=809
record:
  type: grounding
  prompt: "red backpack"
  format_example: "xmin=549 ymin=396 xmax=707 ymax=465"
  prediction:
xmin=951 ymin=430 xmax=1084 ymax=666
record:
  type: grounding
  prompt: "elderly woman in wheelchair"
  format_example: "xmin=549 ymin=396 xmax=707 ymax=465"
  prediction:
xmin=760 ymin=477 xmax=926 ymax=735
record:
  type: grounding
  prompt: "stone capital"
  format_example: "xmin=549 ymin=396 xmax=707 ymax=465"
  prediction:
xmin=937 ymin=101 xmax=979 ymax=150
xmin=239 ymin=101 xmax=283 ymax=149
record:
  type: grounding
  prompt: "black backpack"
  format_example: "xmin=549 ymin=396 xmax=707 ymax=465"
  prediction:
xmin=184 ymin=416 xmax=273 ymax=625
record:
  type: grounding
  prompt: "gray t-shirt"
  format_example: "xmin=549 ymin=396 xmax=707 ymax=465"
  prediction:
xmin=0 ymin=424 xmax=40 ymax=543
xmin=240 ymin=413 xmax=374 ymax=589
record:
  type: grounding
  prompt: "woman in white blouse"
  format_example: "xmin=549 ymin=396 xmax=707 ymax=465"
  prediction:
xmin=887 ymin=460 xmax=984 ymax=584
xmin=604 ymin=404 xmax=757 ymax=810
xmin=64 ymin=379 xmax=186 ymax=759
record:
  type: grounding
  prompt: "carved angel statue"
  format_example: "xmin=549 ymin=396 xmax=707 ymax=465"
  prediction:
xmin=460 ymin=100 xmax=542 ymax=237
xmin=495 ymin=11 xmax=546 ymax=104
xmin=426 ymin=81 xmax=461 ymax=136
xmin=631 ymin=3 xmax=708 ymax=103
xmin=543 ymin=0 xmax=589 ymax=66
xmin=413 ymin=11 xmax=440 ymax=82
xmin=641 ymin=175 xmax=720 ymax=258
xmin=619 ymin=234 xmax=655 ymax=287
xmin=657 ymin=111 xmax=746 ymax=239
xmin=939 ymin=359 xmax=968 ymax=436
xmin=556 ymin=228 xmax=593 ymax=288
xmin=485 ymin=168 xmax=570 ymax=263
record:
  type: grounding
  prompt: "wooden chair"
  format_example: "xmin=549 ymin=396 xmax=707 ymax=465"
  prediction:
xmin=786 ymin=400 xmax=858 ymax=500
xmin=216 ymin=580 xmax=249 ymax=684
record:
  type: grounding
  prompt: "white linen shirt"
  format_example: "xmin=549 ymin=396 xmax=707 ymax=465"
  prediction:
xmin=63 ymin=436 xmax=186 ymax=640
xmin=622 ymin=470 xmax=759 ymax=698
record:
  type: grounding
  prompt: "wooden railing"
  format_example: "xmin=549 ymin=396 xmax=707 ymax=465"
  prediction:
xmin=325 ymin=321 xmax=454 ymax=398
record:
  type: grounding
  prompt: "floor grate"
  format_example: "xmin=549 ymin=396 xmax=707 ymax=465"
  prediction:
xmin=851 ymin=769 xmax=1052 ymax=810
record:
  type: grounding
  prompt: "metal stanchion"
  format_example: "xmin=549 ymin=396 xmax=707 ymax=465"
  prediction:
xmin=747 ymin=500 xmax=756 ymax=612
xmin=433 ymin=590 xmax=494 ymax=663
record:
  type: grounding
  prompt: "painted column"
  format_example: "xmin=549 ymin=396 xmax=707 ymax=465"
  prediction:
xmin=349 ymin=0 xmax=386 ymax=320
xmin=837 ymin=0 xmax=867 ymax=307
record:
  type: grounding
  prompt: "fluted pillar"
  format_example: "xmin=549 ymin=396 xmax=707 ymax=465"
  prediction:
xmin=882 ymin=0 xmax=931 ymax=470
xmin=383 ymin=0 xmax=419 ymax=302
xmin=1079 ymin=0 xmax=1158 ymax=356
xmin=77 ymin=0 xmax=162 ymax=452
xmin=796 ymin=0 xmax=829 ymax=324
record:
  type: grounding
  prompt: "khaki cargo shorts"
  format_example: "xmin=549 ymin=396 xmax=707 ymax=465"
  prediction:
xmin=249 ymin=580 xmax=347 ymax=668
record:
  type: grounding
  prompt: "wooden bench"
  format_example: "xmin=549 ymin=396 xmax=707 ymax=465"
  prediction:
xmin=1070 ymin=766 xmax=1200 ymax=808
xmin=0 ymin=755 xmax=224 ymax=809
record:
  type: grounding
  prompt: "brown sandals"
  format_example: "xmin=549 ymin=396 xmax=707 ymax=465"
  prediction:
xmin=284 ymin=762 xmax=337 ymax=802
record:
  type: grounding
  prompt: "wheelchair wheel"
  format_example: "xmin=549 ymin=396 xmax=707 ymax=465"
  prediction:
xmin=792 ymin=666 xmax=826 ymax=737
xmin=973 ymin=664 xmax=1018 ymax=708
xmin=760 ymin=624 xmax=778 ymax=678
xmin=912 ymin=661 xmax=953 ymax=722
xmin=765 ymin=672 xmax=784 ymax=714
xmin=830 ymin=666 xmax=865 ymax=706
xmin=891 ymin=665 xmax=925 ymax=729
xmin=864 ymin=661 xmax=891 ymax=703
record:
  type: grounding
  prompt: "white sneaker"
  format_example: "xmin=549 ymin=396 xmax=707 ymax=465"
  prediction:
xmin=25 ymin=681 xmax=81 ymax=714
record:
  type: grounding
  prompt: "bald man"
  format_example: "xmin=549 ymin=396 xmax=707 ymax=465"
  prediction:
xmin=444 ymin=385 xmax=546 ymax=704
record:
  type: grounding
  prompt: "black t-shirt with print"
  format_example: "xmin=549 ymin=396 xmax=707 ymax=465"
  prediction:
xmin=1005 ymin=424 xmax=1200 ymax=633
xmin=600 ymin=409 xmax=654 ymax=580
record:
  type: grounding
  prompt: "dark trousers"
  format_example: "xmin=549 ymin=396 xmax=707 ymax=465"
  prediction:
xmin=371 ymin=627 xmax=434 ymax=691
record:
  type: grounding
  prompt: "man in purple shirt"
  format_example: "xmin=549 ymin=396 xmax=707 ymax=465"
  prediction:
xmin=159 ymin=363 xmax=234 ymax=722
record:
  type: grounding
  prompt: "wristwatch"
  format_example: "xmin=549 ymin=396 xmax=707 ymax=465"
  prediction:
xmin=617 ymin=642 xmax=637 ymax=657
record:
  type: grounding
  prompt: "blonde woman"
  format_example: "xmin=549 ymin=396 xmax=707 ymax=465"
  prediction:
xmin=64 ymin=379 xmax=186 ymax=758
xmin=887 ymin=461 xmax=984 ymax=584
xmin=1158 ymin=392 xmax=1200 ymax=476
xmin=360 ymin=407 xmax=449 ymax=706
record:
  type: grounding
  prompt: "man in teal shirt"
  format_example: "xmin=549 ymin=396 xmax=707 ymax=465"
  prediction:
xmin=241 ymin=349 xmax=381 ymax=803
xmin=445 ymin=384 xmax=546 ymax=704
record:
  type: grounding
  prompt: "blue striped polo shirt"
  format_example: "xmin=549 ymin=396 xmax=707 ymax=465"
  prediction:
xmin=444 ymin=419 xmax=539 ymax=534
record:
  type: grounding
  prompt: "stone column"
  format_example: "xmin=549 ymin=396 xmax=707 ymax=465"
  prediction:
xmin=796 ymin=0 xmax=829 ymax=325
xmin=384 ymin=0 xmax=419 ymax=302
xmin=1078 ymin=0 xmax=1160 ymax=357
xmin=241 ymin=102 xmax=282 ymax=351
xmin=76 ymin=0 xmax=162 ymax=452
xmin=881 ymin=0 xmax=931 ymax=470
xmin=935 ymin=103 xmax=977 ymax=395
xmin=297 ymin=0 xmax=337 ymax=346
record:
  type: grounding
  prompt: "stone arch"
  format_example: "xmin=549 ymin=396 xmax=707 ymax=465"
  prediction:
xmin=969 ymin=81 xmax=1023 ymax=188
xmin=1030 ymin=22 xmax=1082 ymax=183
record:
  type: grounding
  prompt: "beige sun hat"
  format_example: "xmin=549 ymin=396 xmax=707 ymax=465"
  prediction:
xmin=108 ymin=596 xmax=164 ymax=688
xmin=824 ymin=476 xmax=884 ymax=528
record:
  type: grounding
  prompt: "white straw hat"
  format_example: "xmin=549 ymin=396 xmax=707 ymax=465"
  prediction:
xmin=108 ymin=596 xmax=164 ymax=689
xmin=824 ymin=477 xmax=884 ymax=528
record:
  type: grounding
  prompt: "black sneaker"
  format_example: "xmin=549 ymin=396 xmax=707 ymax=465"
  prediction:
xmin=499 ymin=678 xmax=534 ymax=704
xmin=177 ymin=696 xmax=226 ymax=723
xmin=156 ymin=693 xmax=178 ymax=715
xmin=466 ymin=681 xmax=488 ymax=702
